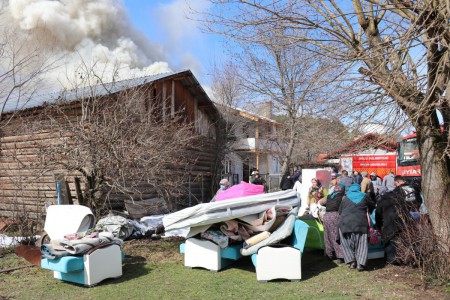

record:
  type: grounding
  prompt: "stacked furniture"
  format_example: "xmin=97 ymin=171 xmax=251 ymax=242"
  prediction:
xmin=251 ymin=219 xmax=309 ymax=282
xmin=40 ymin=205 xmax=123 ymax=287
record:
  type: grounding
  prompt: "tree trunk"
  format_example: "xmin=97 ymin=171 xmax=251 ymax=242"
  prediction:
xmin=281 ymin=127 xmax=296 ymax=174
xmin=417 ymin=126 xmax=450 ymax=250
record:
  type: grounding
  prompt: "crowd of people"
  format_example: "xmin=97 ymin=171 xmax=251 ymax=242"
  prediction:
xmin=215 ymin=166 xmax=423 ymax=270
xmin=308 ymin=170 xmax=422 ymax=270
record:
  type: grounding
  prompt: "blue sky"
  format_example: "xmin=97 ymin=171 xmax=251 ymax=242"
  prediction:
xmin=122 ymin=0 xmax=223 ymax=86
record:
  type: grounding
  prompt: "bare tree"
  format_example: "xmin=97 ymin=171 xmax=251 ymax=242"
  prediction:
xmin=201 ymin=0 xmax=450 ymax=249
xmin=205 ymin=21 xmax=339 ymax=174
xmin=0 ymin=26 xmax=55 ymax=127
xmin=210 ymin=60 xmax=256 ymax=187
xmin=32 ymin=77 xmax=200 ymax=215
xmin=293 ymin=117 xmax=358 ymax=163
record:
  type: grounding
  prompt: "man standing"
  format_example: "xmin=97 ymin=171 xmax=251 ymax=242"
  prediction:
xmin=289 ymin=165 xmax=302 ymax=185
xmin=375 ymin=175 xmax=422 ymax=265
xmin=340 ymin=170 xmax=353 ymax=194
xmin=360 ymin=171 xmax=372 ymax=194
xmin=328 ymin=172 xmax=339 ymax=194
xmin=370 ymin=172 xmax=383 ymax=194
xmin=382 ymin=170 xmax=396 ymax=191
xmin=251 ymin=170 xmax=266 ymax=186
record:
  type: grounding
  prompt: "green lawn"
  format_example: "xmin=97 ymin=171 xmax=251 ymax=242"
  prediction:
xmin=0 ymin=239 xmax=448 ymax=300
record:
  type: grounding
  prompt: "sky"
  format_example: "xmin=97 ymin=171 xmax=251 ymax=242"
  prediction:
xmin=122 ymin=0 xmax=221 ymax=87
xmin=0 ymin=0 xmax=222 ymax=94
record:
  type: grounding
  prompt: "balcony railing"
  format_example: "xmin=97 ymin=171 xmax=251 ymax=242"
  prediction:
xmin=232 ymin=138 xmax=286 ymax=153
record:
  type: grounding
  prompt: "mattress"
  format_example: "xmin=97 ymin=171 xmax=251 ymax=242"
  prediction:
xmin=240 ymin=207 xmax=299 ymax=256
xmin=163 ymin=190 xmax=300 ymax=232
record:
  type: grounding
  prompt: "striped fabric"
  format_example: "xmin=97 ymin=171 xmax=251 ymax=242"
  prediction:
xmin=339 ymin=231 xmax=368 ymax=266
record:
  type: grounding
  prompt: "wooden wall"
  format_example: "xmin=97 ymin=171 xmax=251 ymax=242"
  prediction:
xmin=0 ymin=76 xmax=219 ymax=219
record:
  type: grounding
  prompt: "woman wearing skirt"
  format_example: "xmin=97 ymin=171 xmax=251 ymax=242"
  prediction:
xmin=338 ymin=183 xmax=376 ymax=271
xmin=319 ymin=183 xmax=345 ymax=262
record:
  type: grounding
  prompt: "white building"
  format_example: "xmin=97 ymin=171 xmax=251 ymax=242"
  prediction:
xmin=218 ymin=103 xmax=285 ymax=186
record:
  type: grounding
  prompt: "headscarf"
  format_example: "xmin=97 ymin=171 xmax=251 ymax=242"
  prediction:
xmin=330 ymin=183 xmax=345 ymax=199
xmin=309 ymin=178 xmax=323 ymax=202
xmin=310 ymin=178 xmax=322 ymax=191
xmin=346 ymin=183 xmax=366 ymax=204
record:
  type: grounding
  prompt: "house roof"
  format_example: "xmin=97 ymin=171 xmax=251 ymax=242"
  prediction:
xmin=4 ymin=69 xmax=215 ymax=114
xmin=234 ymin=106 xmax=281 ymax=125
xmin=318 ymin=133 xmax=397 ymax=161
xmin=214 ymin=103 xmax=281 ymax=125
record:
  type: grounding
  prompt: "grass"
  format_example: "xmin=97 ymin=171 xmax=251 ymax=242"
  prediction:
xmin=0 ymin=238 xmax=448 ymax=300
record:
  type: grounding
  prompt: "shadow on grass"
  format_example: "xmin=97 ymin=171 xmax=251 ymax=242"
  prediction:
xmin=365 ymin=258 xmax=386 ymax=271
xmin=88 ymin=255 xmax=151 ymax=287
xmin=228 ymin=256 xmax=256 ymax=273
xmin=301 ymin=249 xmax=338 ymax=280
xmin=226 ymin=249 xmax=343 ymax=280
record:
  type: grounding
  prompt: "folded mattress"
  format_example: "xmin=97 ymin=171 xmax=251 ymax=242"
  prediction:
xmin=163 ymin=190 xmax=300 ymax=232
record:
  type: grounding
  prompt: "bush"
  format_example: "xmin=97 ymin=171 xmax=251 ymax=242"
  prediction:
xmin=396 ymin=215 xmax=450 ymax=285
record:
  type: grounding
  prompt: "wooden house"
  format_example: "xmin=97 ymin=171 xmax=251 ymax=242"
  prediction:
xmin=0 ymin=70 xmax=221 ymax=219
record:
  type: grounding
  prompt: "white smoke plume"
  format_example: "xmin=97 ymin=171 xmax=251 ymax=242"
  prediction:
xmin=1 ymin=0 xmax=171 ymax=90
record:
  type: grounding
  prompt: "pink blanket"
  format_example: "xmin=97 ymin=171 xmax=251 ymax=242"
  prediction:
xmin=215 ymin=181 xmax=264 ymax=201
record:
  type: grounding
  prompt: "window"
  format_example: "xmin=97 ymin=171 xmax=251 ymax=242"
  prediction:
xmin=223 ymin=160 xmax=232 ymax=174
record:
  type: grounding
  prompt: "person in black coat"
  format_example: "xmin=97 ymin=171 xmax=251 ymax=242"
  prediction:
xmin=279 ymin=170 xmax=293 ymax=190
xmin=338 ymin=183 xmax=376 ymax=271
xmin=375 ymin=175 xmax=422 ymax=265
xmin=290 ymin=166 xmax=302 ymax=185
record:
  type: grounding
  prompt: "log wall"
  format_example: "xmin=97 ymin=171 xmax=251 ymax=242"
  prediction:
xmin=0 ymin=75 xmax=219 ymax=219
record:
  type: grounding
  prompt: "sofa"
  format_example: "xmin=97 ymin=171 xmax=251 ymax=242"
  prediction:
xmin=251 ymin=219 xmax=309 ymax=282
xmin=179 ymin=238 xmax=243 ymax=272
xmin=40 ymin=205 xmax=123 ymax=287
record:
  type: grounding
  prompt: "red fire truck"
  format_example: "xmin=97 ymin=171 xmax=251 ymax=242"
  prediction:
xmin=397 ymin=133 xmax=421 ymax=184
xmin=339 ymin=133 xmax=421 ymax=183
xmin=397 ymin=133 xmax=421 ymax=176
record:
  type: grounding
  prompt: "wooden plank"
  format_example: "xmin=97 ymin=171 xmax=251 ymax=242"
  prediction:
xmin=0 ymin=198 xmax=47 ymax=205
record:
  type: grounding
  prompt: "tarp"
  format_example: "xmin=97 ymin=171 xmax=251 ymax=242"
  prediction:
xmin=163 ymin=190 xmax=300 ymax=232
xmin=215 ymin=181 xmax=264 ymax=201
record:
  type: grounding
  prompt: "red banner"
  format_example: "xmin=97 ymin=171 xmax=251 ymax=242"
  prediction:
xmin=353 ymin=161 xmax=397 ymax=168
xmin=352 ymin=155 xmax=397 ymax=162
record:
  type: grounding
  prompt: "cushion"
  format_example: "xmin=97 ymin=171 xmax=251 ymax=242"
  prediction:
xmin=41 ymin=256 xmax=84 ymax=273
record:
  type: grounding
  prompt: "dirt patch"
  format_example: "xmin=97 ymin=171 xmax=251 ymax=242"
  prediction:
xmin=373 ymin=264 xmax=450 ymax=298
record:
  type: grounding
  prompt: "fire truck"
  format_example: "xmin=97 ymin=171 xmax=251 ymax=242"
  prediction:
xmin=397 ymin=133 xmax=421 ymax=184
xmin=339 ymin=133 xmax=421 ymax=184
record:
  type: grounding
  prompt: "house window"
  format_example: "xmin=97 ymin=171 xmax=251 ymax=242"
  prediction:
xmin=243 ymin=124 xmax=250 ymax=138
xmin=274 ymin=158 xmax=280 ymax=174
xmin=223 ymin=160 xmax=232 ymax=174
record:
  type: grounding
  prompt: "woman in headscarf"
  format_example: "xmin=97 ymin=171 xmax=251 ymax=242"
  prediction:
xmin=306 ymin=178 xmax=328 ymax=218
xmin=319 ymin=183 xmax=345 ymax=262
xmin=306 ymin=178 xmax=328 ymax=207
xmin=338 ymin=183 xmax=376 ymax=271
xmin=210 ymin=178 xmax=230 ymax=202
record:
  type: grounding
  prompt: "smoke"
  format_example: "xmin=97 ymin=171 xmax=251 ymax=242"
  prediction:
xmin=1 ymin=0 xmax=171 ymax=89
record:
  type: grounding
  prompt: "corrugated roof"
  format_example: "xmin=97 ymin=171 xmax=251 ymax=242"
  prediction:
xmin=4 ymin=69 xmax=194 ymax=113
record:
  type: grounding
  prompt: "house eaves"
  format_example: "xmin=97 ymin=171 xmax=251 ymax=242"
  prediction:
xmin=4 ymin=69 xmax=216 ymax=116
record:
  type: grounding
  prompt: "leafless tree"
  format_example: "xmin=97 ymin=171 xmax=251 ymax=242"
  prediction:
xmin=0 ymin=26 xmax=55 ymax=127
xmin=32 ymin=72 xmax=200 ymax=215
xmin=204 ymin=21 xmax=340 ymax=174
xmin=200 ymin=0 xmax=450 ymax=250
xmin=293 ymin=117 xmax=358 ymax=163
xmin=209 ymin=61 xmax=245 ymax=187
